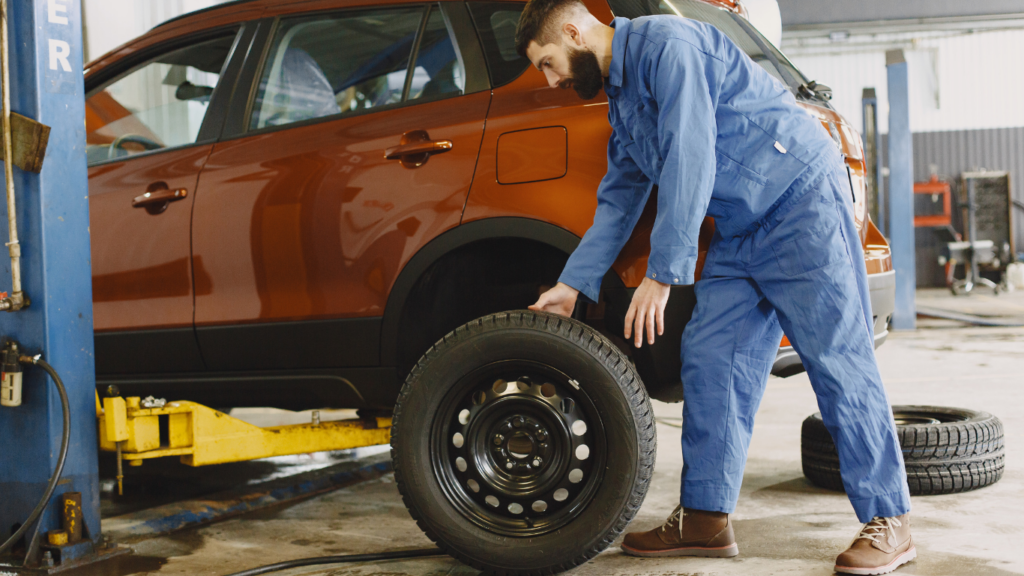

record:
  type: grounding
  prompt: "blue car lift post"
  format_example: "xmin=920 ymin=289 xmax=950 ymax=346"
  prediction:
xmin=886 ymin=49 xmax=917 ymax=330
xmin=0 ymin=0 xmax=124 ymax=571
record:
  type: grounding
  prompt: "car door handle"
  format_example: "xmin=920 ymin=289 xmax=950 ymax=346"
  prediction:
xmin=133 ymin=186 xmax=188 ymax=214
xmin=384 ymin=130 xmax=453 ymax=168
xmin=384 ymin=140 xmax=453 ymax=159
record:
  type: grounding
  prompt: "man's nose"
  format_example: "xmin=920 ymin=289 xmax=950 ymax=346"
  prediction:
xmin=543 ymin=70 xmax=560 ymax=89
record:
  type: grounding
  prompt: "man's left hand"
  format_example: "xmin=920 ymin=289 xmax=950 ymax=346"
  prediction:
xmin=624 ymin=277 xmax=671 ymax=348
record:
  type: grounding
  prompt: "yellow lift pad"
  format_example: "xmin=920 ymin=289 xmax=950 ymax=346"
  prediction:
xmin=98 ymin=396 xmax=391 ymax=466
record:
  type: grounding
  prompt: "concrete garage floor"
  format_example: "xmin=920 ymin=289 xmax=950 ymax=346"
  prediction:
xmin=90 ymin=296 xmax=1024 ymax=576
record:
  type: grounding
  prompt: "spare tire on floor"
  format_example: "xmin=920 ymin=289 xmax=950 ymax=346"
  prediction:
xmin=392 ymin=311 xmax=656 ymax=575
xmin=801 ymin=406 xmax=1004 ymax=495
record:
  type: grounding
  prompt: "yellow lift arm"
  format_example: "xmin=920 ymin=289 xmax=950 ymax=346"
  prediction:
xmin=98 ymin=395 xmax=391 ymax=467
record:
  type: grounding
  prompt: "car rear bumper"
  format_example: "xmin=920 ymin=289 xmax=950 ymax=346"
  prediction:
xmin=771 ymin=269 xmax=895 ymax=377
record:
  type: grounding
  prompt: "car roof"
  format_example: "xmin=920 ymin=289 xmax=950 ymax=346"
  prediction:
xmin=152 ymin=0 xmax=738 ymax=32
xmin=86 ymin=0 xmax=739 ymax=76
xmin=154 ymin=0 xmax=262 ymax=31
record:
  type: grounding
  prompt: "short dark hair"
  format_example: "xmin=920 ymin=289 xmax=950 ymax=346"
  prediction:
xmin=514 ymin=0 xmax=587 ymax=58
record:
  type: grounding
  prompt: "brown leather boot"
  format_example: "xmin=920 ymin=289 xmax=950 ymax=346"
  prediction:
xmin=835 ymin=514 xmax=916 ymax=575
xmin=621 ymin=505 xmax=738 ymax=558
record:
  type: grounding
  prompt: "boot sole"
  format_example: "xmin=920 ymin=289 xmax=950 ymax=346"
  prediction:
xmin=834 ymin=546 xmax=917 ymax=575
xmin=621 ymin=542 xmax=739 ymax=558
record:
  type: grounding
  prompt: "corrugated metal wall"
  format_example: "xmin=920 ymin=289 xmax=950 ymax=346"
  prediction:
xmin=882 ymin=127 xmax=1024 ymax=285
xmin=909 ymin=127 xmax=1024 ymax=253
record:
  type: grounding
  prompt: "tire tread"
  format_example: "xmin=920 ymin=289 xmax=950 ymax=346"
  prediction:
xmin=800 ymin=406 xmax=1005 ymax=496
xmin=391 ymin=310 xmax=656 ymax=576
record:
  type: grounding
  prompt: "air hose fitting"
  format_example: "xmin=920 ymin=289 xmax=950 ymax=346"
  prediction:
xmin=0 ymin=341 xmax=71 ymax=559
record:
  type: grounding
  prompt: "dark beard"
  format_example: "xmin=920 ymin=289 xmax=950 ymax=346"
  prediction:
xmin=565 ymin=47 xmax=604 ymax=100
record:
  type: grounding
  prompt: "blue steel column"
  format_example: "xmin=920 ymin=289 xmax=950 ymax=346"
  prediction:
xmin=861 ymin=88 xmax=885 ymax=237
xmin=0 ymin=0 xmax=99 ymax=565
xmin=886 ymin=49 xmax=916 ymax=330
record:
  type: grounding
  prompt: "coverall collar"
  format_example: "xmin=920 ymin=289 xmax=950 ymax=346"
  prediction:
xmin=606 ymin=17 xmax=632 ymax=89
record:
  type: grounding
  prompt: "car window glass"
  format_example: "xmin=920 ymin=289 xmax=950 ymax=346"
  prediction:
xmin=606 ymin=0 xmax=789 ymax=87
xmin=407 ymin=7 xmax=466 ymax=101
xmin=733 ymin=15 xmax=808 ymax=87
xmin=467 ymin=2 xmax=530 ymax=88
xmin=85 ymin=34 xmax=235 ymax=165
xmin=251 ymin=7 xmax=454 ymax=130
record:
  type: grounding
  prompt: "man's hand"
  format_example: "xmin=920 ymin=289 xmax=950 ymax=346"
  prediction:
xmin=624 ymin=277 xmax=671 ymax=348
xmin=529 ymin=282 xmax=579 ymax=317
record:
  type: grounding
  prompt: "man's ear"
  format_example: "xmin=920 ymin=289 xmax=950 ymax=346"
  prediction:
xmin=562 ymin=22 xmax=583 ymax=47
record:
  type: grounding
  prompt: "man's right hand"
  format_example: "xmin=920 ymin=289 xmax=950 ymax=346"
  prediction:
xmin=529 ymin=282 xmax=579 ymax=317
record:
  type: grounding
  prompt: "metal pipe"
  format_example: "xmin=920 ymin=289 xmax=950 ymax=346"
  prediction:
xmin=0 ymin=0 xmax=25 ymax=312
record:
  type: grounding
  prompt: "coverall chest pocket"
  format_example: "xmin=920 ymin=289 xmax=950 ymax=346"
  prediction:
xmin=630 ymin=101 xmax=661 ymax=172
xmin=624 ymin=100 xmax=654 ymax=142
xmin=714 ymin=150 xmax=768 ymax=191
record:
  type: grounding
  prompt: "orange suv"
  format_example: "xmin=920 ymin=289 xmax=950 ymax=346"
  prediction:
xmin=85 ymin=0 xmax=893 ymax=571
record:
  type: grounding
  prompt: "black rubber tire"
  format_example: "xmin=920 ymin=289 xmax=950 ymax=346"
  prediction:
xmin=801 ymin=405 xmax=1005 ymax=495
xmin=391 ymin=311 xmax=656 ymax=575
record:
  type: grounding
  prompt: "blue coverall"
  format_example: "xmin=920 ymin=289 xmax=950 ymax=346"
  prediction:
xmin=557 ymin=15 xmax=912 ymax=522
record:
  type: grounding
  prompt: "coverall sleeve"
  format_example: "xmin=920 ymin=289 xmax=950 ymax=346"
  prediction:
xmin=557 ymin=130 xmax=652 ymax=303
xmin=644 ymin=39 xmax=718 ymax=285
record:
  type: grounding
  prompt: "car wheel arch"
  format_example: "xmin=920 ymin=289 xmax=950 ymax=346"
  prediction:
xmin=380 ymin=217 xmax=625 ymax=377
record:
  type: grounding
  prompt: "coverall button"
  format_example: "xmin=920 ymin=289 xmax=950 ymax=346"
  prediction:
xmin=651 ymin=273 xmax=656 ymax=278
xmin=674 ymin=278 xmax=679 ymax=282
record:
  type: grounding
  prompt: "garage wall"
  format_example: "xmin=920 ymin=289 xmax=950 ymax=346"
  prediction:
xmin=83 ymin=0 xmax=231 ymax=63
xmin=780 ymin=27 xmax=1024 ymax=134
xmin=896 ymin=127 xmax=1024 ymax=253
xmin=777 ymin=0 xmax=1024 ymax=28
xmin=779 ymin=20 xmax=1024 ymax=276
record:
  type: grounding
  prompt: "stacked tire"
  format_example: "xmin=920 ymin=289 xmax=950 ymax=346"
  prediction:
xmin=802 ymin=406 xmax=1005 ymax=495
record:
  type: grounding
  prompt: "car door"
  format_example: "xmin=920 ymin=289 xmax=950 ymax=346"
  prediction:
xmin=190 ymin=2 xmax=490 ymax=372
xmin=86 ymin=27 xmax=248 ymax=375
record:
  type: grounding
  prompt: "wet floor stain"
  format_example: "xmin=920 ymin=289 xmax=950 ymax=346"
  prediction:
xmin=749 ymin=475 xmax=837 ymax=496
xmin=732 ymin=514 xmax=843 ymax=563
xmin=54 ymin=553 xmax=167 ymax=576
xmin=900 ymin=549 xmax=1024 ymax=576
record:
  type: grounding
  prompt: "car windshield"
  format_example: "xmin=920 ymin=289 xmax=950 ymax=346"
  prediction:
xmin=607 ymin=0 xmax=810 ymax=96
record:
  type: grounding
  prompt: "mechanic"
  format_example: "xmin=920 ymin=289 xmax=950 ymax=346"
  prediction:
xmin=518 ymin=1 xmax=915 ymax=573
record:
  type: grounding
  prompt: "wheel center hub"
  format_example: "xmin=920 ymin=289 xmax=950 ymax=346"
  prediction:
xmin=491 ymin=414 xmax=552 ymax=475
xmin=507 ymin=432 xmax=534 ymax=458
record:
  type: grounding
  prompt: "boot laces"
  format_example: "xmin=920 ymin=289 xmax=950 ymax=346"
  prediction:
xmin=855 ymin=516 xmax=902 ymax=546
xmin=660 ymin=505 xmax=685 ymax=539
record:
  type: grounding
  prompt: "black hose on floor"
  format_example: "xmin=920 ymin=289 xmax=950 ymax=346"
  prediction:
xmin=222 ymin=548 xmax=444 ymax=576
xmin=0 ymin=356 xmax=71 ymax=557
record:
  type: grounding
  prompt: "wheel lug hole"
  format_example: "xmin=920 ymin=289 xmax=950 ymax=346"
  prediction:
xmin=512 ymin=417 xmax=524 ymax=428
xmin=493 ymin=434 xmax=504 ymax=446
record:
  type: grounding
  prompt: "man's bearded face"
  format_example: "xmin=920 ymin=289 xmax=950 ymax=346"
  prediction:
xmin=563 ymin=46 xmax=604 ymax=100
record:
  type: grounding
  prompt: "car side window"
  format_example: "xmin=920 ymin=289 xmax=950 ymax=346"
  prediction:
xmin=249 ymin=4 xmax=466 ymax=131
xmin=85 ymin=34 xmax=236 ymax=166
xmin=407 ymin=7 xmax=467 ymax=102
xmin=467 ymin=2 xmax=530 ymax=88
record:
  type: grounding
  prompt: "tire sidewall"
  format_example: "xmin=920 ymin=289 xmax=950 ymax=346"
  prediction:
xmin=801 ymin=405 xmax=1005 ymax=495
xmin=393 ymin=316 xmax=646 ymax=572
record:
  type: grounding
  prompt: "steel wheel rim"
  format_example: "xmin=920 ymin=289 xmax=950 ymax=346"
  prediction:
xmin=431 ymin=359 xmax=607 ymax=537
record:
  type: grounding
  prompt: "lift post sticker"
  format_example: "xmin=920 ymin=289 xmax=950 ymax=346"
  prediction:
xmin=43 ymin=0 xmax=77 ymax=94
